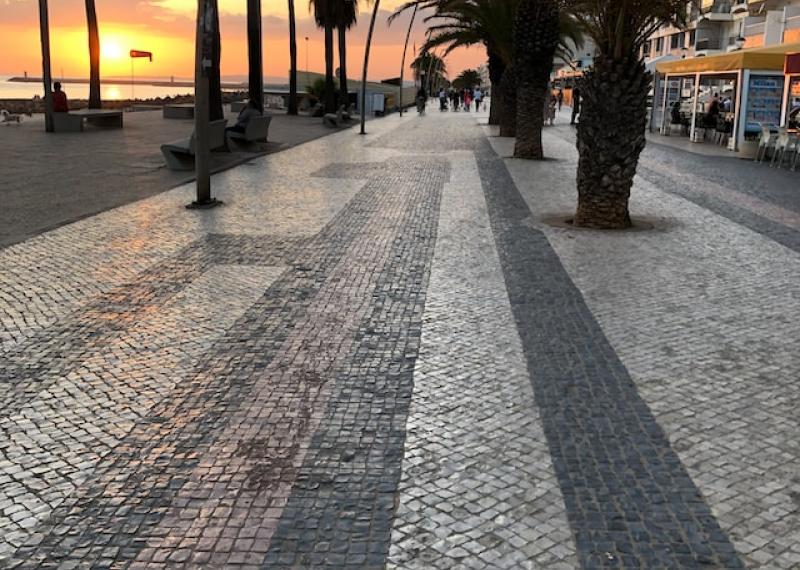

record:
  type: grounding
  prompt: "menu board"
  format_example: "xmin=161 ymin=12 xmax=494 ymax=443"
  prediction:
xmin=745 ymin=75 xmax=785 ymax=132
xmin=788 ymin=77 xmax=800 ymax=129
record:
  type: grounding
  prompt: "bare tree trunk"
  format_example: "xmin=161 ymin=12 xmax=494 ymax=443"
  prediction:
xmin=575 ymin=57 xmax=650 ymax=229
xmin=337 ymin=25 xmax=348 ymax=108
xmin=498 ymin=65 xmax=516 ymax=137
xmin=38 ymin=0 xmax=54 ymax=132
xmin=208 ymin=0 xmax=224 ymax=121
xmin=287 ymin=0 xmax=298 ymax=115
xmin=85 ymin=0 xmax=101 ymax=109
xmin=324 ymin=24 xmax=336 ymax=113
xmin=247 ymin=0 xmax=263 ymax=113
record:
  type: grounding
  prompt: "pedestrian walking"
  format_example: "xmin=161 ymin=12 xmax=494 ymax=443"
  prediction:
xmin=570 ymin=86 xmax=581 ymax=126
xmin=474 ymin=87 xmax=483 ymax=112
xmin=557 ymin=89 xmax=564 ymax=111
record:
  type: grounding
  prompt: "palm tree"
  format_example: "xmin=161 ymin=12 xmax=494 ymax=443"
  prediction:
xmin=310 ymin=0 xmax=337 ymax=113
xmin=453 ymin=68 xmax=480 ymax=89
xmin=395 ymin=0 xmax=580 ymax=133
xmin=85 ymin=0 xmax=101 ymax=109
xmin=288 ymin=0 xmax=299 ymax=114
xmin=247 ymin=0 xmax=264 ymax=113
xmin=335 ymin=0 xmax=358 ymax=107
xmin=512 ymin=0 xmax=559 ymax=159
xmin=391 ymin=0 xmax=512 ymax=125
xmin=568 ymin=0 xmax=689 ymax=228
xmin=411 ymin=51 xmax=447 ymax=94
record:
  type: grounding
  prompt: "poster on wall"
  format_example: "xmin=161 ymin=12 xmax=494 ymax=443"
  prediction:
xmin=788 ymin=77 xmax=800 ymax=129
xmin=745 ymin=76 xmax=785 ymax=132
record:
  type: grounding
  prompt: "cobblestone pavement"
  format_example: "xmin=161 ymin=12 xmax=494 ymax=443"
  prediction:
xmin=0 ymin=109 xmax=797 ymax=568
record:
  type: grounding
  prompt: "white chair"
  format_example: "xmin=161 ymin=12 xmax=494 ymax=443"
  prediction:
xmin=755 ymin=124 xmax=778 ymax=163
xmin=770 ymin=129 xmax=799 ymax=169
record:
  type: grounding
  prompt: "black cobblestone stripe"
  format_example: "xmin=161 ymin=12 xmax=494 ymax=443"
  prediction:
xmin=263 ymin=159 xmax=448 ymax=568
xmin=4 ymin=159 xmax=444 ymax=569
xmin=0 ymin=235 xmax=306 ymax=419
xmin=475 ymin=137 xmax=745 ymax=569
xmin=636 ymin=164 xmax=800 ymax=253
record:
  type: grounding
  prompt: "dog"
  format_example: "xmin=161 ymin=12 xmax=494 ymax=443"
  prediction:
xmin=1 ymin=109 xmax=30 ymax=125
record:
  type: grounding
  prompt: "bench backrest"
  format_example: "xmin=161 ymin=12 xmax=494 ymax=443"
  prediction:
xmin=189 ymin=119 xmax=228 ymax=153
xmin=244 ymin=115 xmax=272 ymax=140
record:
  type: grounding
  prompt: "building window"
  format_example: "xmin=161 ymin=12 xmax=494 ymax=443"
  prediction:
xmin=656 ymin=37 xmax=664 ymax=53
xmin=671 ymin=33 xmax=680 ymax=49
xmin=688 ymin=30 xmax=696 ymax=46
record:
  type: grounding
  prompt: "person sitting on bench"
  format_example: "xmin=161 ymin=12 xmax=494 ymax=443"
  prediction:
xmin=52 ymin=82 xmax=69 ymax=113
xmin=226 ymin=100 xmax=261 ymax=134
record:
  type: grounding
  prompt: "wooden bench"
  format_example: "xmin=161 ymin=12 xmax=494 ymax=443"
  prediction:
xmin=160 ymin=119 xmax=228 ymax=171
xmin=53 ymin=109 xmax=124 ymax=132
xmin=227 ymin=115 xmax=271 ymax=147
xmin=163 ymin=104 xmax=195 ymax=119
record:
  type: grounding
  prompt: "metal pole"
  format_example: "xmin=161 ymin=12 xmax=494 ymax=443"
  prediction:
xmin=398 ymin=5 xmax=417 ymax=117
xmin=188 ymin=0 xmax=221 ymax=209
xmin=305 ymin=37 xmax=309 ymax=74
xmin=131 ymin=58 xmax=135 ymax=101
xmin=359 ymin=0 xmax=380 ymax=134
xmin=38 ymin=0 xmax=54 ymax=132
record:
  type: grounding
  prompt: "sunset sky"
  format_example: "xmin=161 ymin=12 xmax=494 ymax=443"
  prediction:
xmin=0 ymin=0 xmax=485 ymax=82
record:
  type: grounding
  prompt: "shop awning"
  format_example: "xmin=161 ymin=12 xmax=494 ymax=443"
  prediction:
xmin=645 ymin=54 xmax=677 ymax=73
xmin=656 ymin=43 xmax=800 ymax=74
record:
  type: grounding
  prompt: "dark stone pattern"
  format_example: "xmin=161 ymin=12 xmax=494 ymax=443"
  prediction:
xmin=475 ymin=137 xmax=745 ymax=569
xmin=636 ymin=164 xmax=800 ymax=253
xmin=0 ymin=235 xmax=306 ymax=418
xmin=262 ymin=160 xmax=447 ymax=569
xmin=3 ymin=158 xmax=446 ymax=569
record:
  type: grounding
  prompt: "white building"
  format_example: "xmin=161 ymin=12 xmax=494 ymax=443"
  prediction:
xmin=645 ymin=0 xmax=800 ymax=63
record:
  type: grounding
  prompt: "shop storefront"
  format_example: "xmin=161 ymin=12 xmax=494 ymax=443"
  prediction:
xmin=655 ymin=43 xmax=800 ymax=155
xmin=783 ymin=52 xmax=800 ymax=129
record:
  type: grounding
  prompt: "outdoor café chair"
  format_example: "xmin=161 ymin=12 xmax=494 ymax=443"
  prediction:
xmin=755 ymin=124 xmax=778 ymax=163
xmin=770 ymin=128 xmax=798 ymax=169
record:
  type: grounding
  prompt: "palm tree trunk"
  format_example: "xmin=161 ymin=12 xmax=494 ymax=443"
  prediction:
xmin=514 ymin=80 xmax=547 ymax=159
xmin=208 ymin=0 xmax=224 ymax=121
xmin=247 ymin=0 xmax=263 ymax=113
xmin=287 ymin=0 xmax=298 ymax=115
xmin=359 ymin=0 xmax=381 ymax=134
xmin=487 ymin=49 xmax=504 ymax=125
xmin=498 ymin=64 xmax=516 ymax=137
xmin=85 ymin=0 xmax=101 ymax=109
xmin=324 ymin=24 xmax=336 ymax=113
xmin=38 ymin=0 xmax=54 ymax=132
xmin=575 ymin=57 xmax=649 ymax=229
xmin=337 ymin=25 xmax=348 ymax=108
xmin=399 ymin=5 xmax=417 ymax=116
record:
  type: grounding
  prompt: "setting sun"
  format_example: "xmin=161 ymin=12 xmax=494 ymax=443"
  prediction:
xmin=101 ymin=39 xmax=123 ymax=61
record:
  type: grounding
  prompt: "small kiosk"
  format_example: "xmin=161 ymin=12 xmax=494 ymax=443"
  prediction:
xmin=656 ymin=43 xmax=800 ymax=154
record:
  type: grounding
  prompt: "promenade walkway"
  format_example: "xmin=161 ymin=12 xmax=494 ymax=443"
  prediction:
xmin=0 ymin=110 xmax=797 ymax=569
xmin=0 ymin=108 xmax=353 ymax=249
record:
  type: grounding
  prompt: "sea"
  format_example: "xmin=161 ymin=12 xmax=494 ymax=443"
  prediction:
xmin=0 ymin=75 xmax=197 ymax=101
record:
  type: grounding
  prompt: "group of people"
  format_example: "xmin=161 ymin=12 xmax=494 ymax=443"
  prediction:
xmin=435 ymin=87 xmax=485 ymax=113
